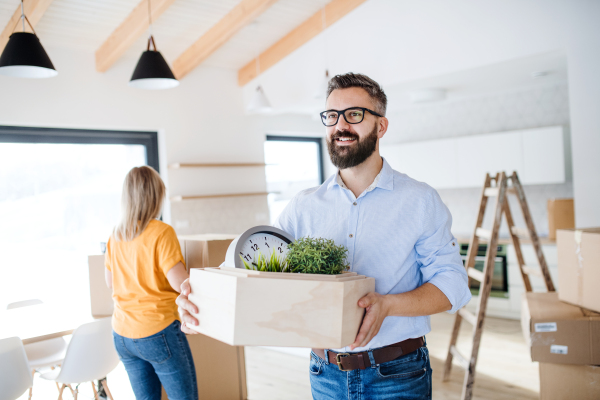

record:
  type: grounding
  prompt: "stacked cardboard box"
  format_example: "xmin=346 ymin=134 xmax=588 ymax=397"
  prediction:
xmin=178 ymin=234 xmax=237 ymax=271
xmin=546 ymin=199 xmax=575 ymax=240
xmin=521 ymin=228 xmax=600 ymax=399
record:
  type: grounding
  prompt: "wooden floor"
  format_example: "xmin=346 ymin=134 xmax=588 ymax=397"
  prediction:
xmin=18 ymin=313 xmax=540 ymax=400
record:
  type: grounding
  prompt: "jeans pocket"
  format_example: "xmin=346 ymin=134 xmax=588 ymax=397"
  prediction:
xmin=376 ymin=348 xmax=428 ymax=379
xmin=309 ymin=352 xmax=323 ymax=376
xmin=133 ymin=334 xmax=172 ymax=364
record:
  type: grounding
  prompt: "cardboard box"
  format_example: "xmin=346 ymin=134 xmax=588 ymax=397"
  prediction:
xmin=161 ymin=333 xmax=246 ymax=400
xmin=88 ymin=255 xmax=114 ymax=318
xmin=178 ymin=234 xmax=237 ymax=271
xmin=521 ymin=292 xmax=600 ymax=365
xmin=547 ymin=199 xmax=575 ymax=240
xmin=556 ymin=228 xmax=600 ymax=313
xmin=539 ymin=363 xmax=600 ymax=400
xmin=188 ymin=267 xmax=376 ymax=348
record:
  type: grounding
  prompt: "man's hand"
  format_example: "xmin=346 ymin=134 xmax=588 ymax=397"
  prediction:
xmin=176 ymin=279 xmax=200 ymax=335
xmin=349 ymin=292 xmax=390 ymax=350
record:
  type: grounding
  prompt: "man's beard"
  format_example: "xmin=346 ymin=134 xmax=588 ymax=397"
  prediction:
xmin=327 ymin=124 xmax=378 ymax=169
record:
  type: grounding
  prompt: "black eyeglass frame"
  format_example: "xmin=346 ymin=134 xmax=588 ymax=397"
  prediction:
xmin=319 ymin=107 xmax=384 ymax=127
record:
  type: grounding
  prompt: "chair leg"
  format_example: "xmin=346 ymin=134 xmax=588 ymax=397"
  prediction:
xmin=51 ymin=366 xmax=61 ymax=391
xmin=28 ymin=370 xmax=35 ymax=400
xmin=57 ymin=384 xmax=66 ymax=400
xmin=101 ymin=379 xmax=114 ymax=400
xmin=92 ymin=381 xmax=100 ymax=400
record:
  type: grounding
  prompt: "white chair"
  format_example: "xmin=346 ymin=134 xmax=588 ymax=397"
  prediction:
xmin=40 ymin=318 xmax=119 ymax=400
xmin=0 ymin=337 xmax=33 ymax=400
xmin=7 ymin=299 xmax=68 ymax=399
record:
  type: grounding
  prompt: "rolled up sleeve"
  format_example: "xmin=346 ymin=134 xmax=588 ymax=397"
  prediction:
xmin=415 ymin=190 xmax=471 ymax=314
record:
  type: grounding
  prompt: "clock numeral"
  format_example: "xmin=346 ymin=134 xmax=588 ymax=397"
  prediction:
xmin=251 ymin=244 xmax=259 ymax=251
xmin=278 ymin=247 xmax=283 ymax=254
xmin=264 ymin=242 xmax=270 ymax=248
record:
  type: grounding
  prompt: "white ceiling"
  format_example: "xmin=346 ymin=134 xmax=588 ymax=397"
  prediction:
xmin=0 ymin=0 xmax=330 ymax=69
xmin=0 ymin=0 xmax=571 ymax=115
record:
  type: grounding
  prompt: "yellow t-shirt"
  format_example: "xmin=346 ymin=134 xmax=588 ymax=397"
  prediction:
xmin=105 ymin=219 xmax=185 ymax=339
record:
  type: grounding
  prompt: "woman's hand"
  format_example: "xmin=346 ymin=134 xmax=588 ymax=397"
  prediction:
xmin=176 ymin=279 xmax=200 ymax=334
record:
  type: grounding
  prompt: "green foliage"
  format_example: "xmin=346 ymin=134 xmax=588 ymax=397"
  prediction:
xmin=285 ymin=237 xmax=349 ymax=275
xmin=241 ymin=251 xmax=288 ymax=272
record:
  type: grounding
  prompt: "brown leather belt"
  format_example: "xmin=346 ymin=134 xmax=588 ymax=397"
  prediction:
xmin=312 ymin=337 xmax=424 ymax=371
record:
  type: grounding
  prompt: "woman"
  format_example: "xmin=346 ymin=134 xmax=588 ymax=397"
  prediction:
xmin=105 ymin=166 xmax=197 ymax=400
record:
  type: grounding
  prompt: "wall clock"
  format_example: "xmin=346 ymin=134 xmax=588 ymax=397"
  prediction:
xmin=223 ymin=225 xmax=295 ymax=269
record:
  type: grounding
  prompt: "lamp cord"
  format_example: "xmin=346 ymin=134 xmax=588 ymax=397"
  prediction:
xmin=21 ymin=0 xmax=24 ymax=31
xmin=12 ymin=0 xmax=37 ymax=35
xmin=146 ymin=0 xmax=156 ymax=51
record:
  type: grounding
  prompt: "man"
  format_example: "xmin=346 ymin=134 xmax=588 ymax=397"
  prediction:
xmin=177 ymin=73 xmax=471 ymax=399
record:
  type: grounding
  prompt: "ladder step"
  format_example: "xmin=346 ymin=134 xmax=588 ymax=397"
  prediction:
xmin=450 ymin=345 xmax=470 ymax=369
xmin=458 ymin=308 xmax=478 ymax=326
xmin=467 ymin=267 xmax=485 ymax=282
xmin=483 ymin=187 xmax=516 ymax=197
xmin=476 ymin=228 xmax=492 ymax=241
xmin=511 ymin=226 xmax=530 ymax=239
xmin=522 ymin=265 xmax=543 ymax=277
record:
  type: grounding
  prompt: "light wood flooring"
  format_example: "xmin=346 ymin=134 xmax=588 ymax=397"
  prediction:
xmin=18 ymin=313 xmax=539 ymax=400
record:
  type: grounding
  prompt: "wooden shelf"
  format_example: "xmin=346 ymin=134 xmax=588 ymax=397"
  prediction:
xmin=169 ymin=163 xmax=266 ymax=169
xmin=170 ymin=192 xmax=270 ymax=202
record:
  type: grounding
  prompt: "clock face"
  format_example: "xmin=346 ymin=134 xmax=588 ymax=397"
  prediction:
xmin=224 ymin=225 xmax=295 ymax=269
xmin=238 ymin=233 xmax=291 ymax=265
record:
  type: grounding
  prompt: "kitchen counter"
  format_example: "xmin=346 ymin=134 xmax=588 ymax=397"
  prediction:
xmin=455 ymin=236 xmax=556 ymax=246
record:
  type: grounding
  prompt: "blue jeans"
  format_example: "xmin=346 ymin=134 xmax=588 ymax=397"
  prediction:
xmin=309 ymin=345 xmax=432 ymax=399
xmin=113 ymin=320 xmax=198 ymax=400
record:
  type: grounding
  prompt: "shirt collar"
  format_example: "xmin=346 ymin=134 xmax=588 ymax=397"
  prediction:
xmin=327 ymin=157 xmax=394 ymax=192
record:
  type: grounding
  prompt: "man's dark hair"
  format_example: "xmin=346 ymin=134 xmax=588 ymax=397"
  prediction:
xmin=326 ymin=73 xmax=387 ymax=116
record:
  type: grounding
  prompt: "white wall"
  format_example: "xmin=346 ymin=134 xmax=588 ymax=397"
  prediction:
xmin=0 ymin=46 xmax=317 ymax=234
xmin=242 ymin=0 xmax=600 ymax=228
xmin=554 ymin=1 xmax=600 ymax=228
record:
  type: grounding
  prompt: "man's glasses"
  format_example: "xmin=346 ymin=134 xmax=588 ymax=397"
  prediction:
xmin=320 ymin=107 xmax=383 ymax=127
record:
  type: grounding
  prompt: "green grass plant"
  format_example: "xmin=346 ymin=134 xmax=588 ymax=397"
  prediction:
xmin=241 ymin=250 xmax=288 ymax=272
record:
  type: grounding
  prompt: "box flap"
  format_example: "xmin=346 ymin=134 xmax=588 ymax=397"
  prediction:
xmin=556 ymin=227 xmax=600 ymax=235
xmin=179 ymin=233 xmax=238 ymax=241
xmin=525 ymin=292 xmax=595 ymax=321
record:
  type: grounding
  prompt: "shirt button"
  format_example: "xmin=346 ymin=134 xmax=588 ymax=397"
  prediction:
xmin=349 ymin=234 xmax=354 ymax=238
xmin=353 ymin=202 xmax=357 ymax=206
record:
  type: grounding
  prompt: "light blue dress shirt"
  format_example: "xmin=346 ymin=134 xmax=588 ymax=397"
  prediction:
xmin=274 ymin=158 xmax=471 ymax=352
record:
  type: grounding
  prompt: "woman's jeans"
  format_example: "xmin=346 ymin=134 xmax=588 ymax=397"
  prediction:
xmin=309 ymin=345 xmax=432 ymax=400
xmin=113 ymin=320 xmax=198 ymax=400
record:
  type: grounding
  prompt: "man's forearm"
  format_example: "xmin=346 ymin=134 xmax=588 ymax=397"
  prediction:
xmin=384 ymin=282 xmax=451 ymax=317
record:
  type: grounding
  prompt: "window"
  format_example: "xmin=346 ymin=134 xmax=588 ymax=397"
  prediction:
xmin=0 ymin=126 xmax=159 ymax=309
xmin=264 ymin=135 xmax=324 ymax=224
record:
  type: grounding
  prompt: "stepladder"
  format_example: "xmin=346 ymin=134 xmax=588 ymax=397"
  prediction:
xmin=442 ymin=171 xmax=555 ymax=400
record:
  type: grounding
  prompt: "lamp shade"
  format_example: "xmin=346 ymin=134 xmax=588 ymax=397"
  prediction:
xmin=0 ymin=32 xmax=57 ymax=78
xmin=247 ymin=85 xmax=272 ymax=113
xmin=129 ymin=50 xmax=179 ymax=90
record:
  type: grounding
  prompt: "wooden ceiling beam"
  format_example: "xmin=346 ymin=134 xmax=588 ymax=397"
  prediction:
xmin=172 ymin=0 xmax=279 ymax=80
xmin=238 ymin=0 xmax=367 ymax=86
xmin=95 ymin=0 xmax=176 ymax=73
xmin=0 ymin=0 xmax=55 ymax=53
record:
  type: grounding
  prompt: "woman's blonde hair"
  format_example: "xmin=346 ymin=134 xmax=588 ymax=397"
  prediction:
xmin=113 ymin=166 xmax=165 ymax=242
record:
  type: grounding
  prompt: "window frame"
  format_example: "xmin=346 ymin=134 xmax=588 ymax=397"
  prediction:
xmin=0 ymin=125 xmax=159 ymax=172
xmin=265 ymin=135 xmax=325 ymax=184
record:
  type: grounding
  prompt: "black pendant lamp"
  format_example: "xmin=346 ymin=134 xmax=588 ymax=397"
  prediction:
xmin=129 ymin=0 xmax=178 ymax=90
xmin=0 ymin=0 xmax=57 ymax=78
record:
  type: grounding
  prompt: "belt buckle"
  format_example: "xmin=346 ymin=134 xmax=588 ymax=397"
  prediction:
xmin=335 ymin=352 xmax=351 ymax=371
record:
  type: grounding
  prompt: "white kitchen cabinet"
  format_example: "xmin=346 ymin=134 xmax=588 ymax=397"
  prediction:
xmin=520 ymin=126 xmax=565 ymax=185
xmin=381 ymin=126 xmax=564 ymax=189
xmin=381 ymin=138 xmax=458 ymax=188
